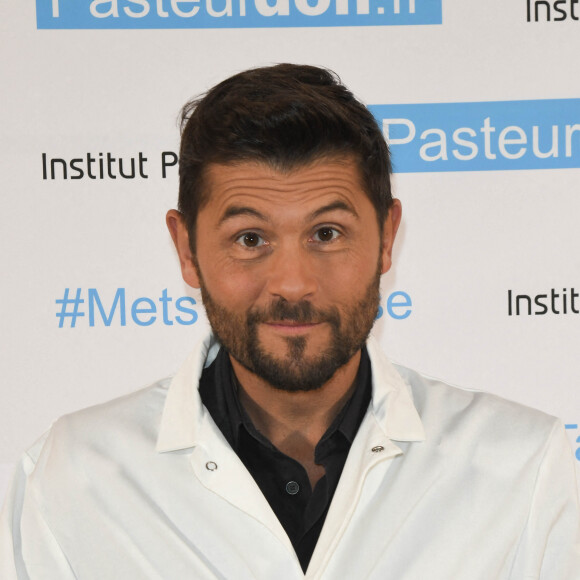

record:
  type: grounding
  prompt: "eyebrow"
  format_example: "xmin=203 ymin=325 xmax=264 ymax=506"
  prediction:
xmin=309 ymin=200 xmax=359 ymax=220
xmin=219 ymin=206 xmax=269 ymax=225
xmin=218 ymin=199 xmax=359 ymax=226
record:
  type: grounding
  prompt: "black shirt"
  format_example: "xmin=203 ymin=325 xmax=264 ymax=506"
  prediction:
xmin=199 ymin=347 xmax=372 ymax=572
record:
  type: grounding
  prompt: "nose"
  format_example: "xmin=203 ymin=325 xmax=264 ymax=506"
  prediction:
xmin=265 ymin=245 xmax=318 ymax=303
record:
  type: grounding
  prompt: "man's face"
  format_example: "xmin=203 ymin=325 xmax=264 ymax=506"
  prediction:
xmin=168 ymin=157 xmax=400 ymax=391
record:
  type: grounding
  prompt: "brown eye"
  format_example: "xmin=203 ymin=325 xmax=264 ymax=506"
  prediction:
xmin=236 ymin=232 xmax=265 ymax=248
xmin=244 ymin=233 xmax=259 ymax=246
xmin=314 ymin=227 xmax=339 ymax=242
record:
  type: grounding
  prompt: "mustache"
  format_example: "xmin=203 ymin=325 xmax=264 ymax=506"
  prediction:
xmin=248 ymin=300 xmax=340 ymax=326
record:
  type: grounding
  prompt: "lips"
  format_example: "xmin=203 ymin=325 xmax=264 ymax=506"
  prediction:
xmin=267 ymin=321 xmax=319 ymax=326
xmin=263 ymin=321 xmax=322 ymax=333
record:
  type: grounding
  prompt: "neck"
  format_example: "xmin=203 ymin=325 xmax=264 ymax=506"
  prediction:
xmin=230 ymin=351 xmax=361 ymax=487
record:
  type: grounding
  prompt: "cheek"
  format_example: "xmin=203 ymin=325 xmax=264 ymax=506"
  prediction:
xmin=201 ymin=258 xmax=265 ymax=307
xmin=318 ymin=248 xmax=380 ymax=288
xmin=324 ymin=271 xmax=373 ymax=304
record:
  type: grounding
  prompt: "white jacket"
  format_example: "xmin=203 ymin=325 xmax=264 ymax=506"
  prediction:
xmin=1 ymin=334 xmax=579 ymax=579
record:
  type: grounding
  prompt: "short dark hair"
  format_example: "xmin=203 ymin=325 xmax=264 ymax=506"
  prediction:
xmin=178 ymin=63 xmax=392 ymax=247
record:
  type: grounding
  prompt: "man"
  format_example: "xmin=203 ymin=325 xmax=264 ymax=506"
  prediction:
xmin=1 ymin=64 xmax=579 ymax=579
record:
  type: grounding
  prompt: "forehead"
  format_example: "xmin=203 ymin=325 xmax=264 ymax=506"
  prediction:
xmin=201 ymin=157 xmax=372 ymax=219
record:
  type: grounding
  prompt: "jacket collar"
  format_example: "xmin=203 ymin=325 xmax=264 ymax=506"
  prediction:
xmin=156 ymin=332 xmax=425 ymax=453
xmin=365 ymin=336 xmax=425 ymax=442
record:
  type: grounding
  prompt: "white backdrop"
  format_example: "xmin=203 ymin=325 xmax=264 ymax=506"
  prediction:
xmin=1 ymin=0 xmax=579 ymax=503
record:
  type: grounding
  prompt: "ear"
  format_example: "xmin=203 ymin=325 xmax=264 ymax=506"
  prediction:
xmin=166 ymin=209 xmax=201 ymax=288
xmin=380 ymin=199 xmax=402 ymax=275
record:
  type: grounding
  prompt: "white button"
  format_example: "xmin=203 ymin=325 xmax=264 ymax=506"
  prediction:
xmin=206 ymin=461 xmax=218 ymax=471
xmin=371 ymin=445 xmax=385 ymax=453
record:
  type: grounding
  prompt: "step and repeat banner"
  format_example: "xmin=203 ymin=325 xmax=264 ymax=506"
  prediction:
xmin=1 ymin=0 xmax=579 ymax=502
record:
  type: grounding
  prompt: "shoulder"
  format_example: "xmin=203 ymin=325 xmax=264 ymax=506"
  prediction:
xmin=392 ymin=363 xmax=561 ymax=453
xmin=26 ymin=378 xmax=173 ymax=467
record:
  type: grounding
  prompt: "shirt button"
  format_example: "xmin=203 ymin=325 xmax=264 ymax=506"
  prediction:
xmin=285 ymin=481 xmax=300 ymax=495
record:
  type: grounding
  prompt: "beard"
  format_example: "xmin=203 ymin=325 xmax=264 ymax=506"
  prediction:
xmin=198 ymin=270 xmax=381 ymax=392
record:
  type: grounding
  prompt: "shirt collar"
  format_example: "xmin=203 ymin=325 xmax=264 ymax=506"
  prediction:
xmin=156 ymin=332 xmax=425 ymax=453
xmin=200 ymin=344 xmax=372 ymax=451
xmin=320 ymin=346 xmax=371 ymax=445
xmin=202 ymin=347 xmax=247 ymax=449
